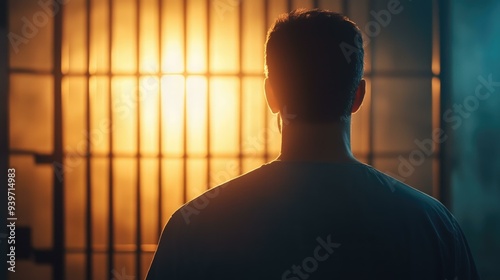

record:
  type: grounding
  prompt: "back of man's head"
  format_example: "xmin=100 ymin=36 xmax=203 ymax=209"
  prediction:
xmin=265 ymin=9 xmax=364 ymax=122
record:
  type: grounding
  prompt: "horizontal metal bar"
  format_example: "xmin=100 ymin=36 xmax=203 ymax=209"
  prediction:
xmin=8 ymin=69 xmax=265 ymax=77
xmin=8 ymin=68 xmax=440 ymax=79
xmin=11 ymin=150 xmax=442 ymax=160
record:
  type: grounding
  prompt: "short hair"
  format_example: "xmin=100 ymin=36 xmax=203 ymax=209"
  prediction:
xmin=265 ymin=9 xmax=364 ymax=122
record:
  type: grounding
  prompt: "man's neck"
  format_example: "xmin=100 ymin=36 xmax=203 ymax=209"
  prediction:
xmin=277 ymin=119 xmax=358 ymax=163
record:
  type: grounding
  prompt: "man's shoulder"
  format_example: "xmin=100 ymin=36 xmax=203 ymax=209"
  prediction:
xmin=171 ymin=163 xmax=273 ymax=225
xmin=365 ymin=165 xmax=441 ymax=204
xmin=172 ymin=161 xmax=453 ymax=227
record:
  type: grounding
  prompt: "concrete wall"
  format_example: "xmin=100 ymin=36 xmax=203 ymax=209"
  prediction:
xmin=445 ymin=0 xmax=500 ymax=278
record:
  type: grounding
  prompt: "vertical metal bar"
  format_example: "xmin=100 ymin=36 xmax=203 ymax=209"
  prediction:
xmin=0 ymin=1 xmax=10 ymax=279
xmin=206 ymin=0 xmax=212 ymax=190
xmin=53 ymin=0 xmax=65 ymax=279
xmin=342 ymin=0 xmax=349 ymax=16
xmin=431 ymin=0 xmax=441 ymax=200
xmin=313 ymin=0 xmax=319 ymax=9
xmin=367 ymin=0 xmax=375 ymax=166
xmin=135 ymin=0 xmax=142 ymax=278
xmin=182 ymin=0 xmax=188 ymax=203
xmin=432 ymin=77 xmax=441 ymax=200
xmin=438 ymin=0 xmax=450 ymax=207
xmin=287 ymin=0 xmax=292 ymax=11
xmin=157 ymin=0 xmax=163 ymax=240
xmin=85 ymin=0 xmax=93 ymax=279
xmin=206 ymin=0 xmax=212 ymax=189
xmin=107 ymin=0 xmax=115 ymax=278
xmin=238 ymin=0 xmax=243 ymax=175
xmin=263 ymin=0 xmax=269 ymax=163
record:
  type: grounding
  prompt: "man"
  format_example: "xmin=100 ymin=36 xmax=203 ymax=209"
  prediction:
xmin=146 ymin=9 xmax=479 ymax=279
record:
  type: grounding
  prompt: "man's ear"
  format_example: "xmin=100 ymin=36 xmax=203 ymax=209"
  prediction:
xmin=351 ymin=79 xmax=366 ymax=114
xmin=265 ymin=78 xmax=280 ymax=114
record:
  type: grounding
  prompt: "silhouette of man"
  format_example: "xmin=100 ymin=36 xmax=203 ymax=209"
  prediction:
xmin=146 ymin=9 xmax=479 ymax=280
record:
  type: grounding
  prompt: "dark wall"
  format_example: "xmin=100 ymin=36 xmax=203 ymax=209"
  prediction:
xmin=445 ymin=0 xmax=500 ymax=278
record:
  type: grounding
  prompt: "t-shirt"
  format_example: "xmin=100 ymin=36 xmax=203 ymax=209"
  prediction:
xmin=146 ymin=160 xmax=480 ymax=280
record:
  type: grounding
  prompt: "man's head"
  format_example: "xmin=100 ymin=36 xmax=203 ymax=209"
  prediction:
xmin=265 ymin=9 xmax=365 ymax=123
